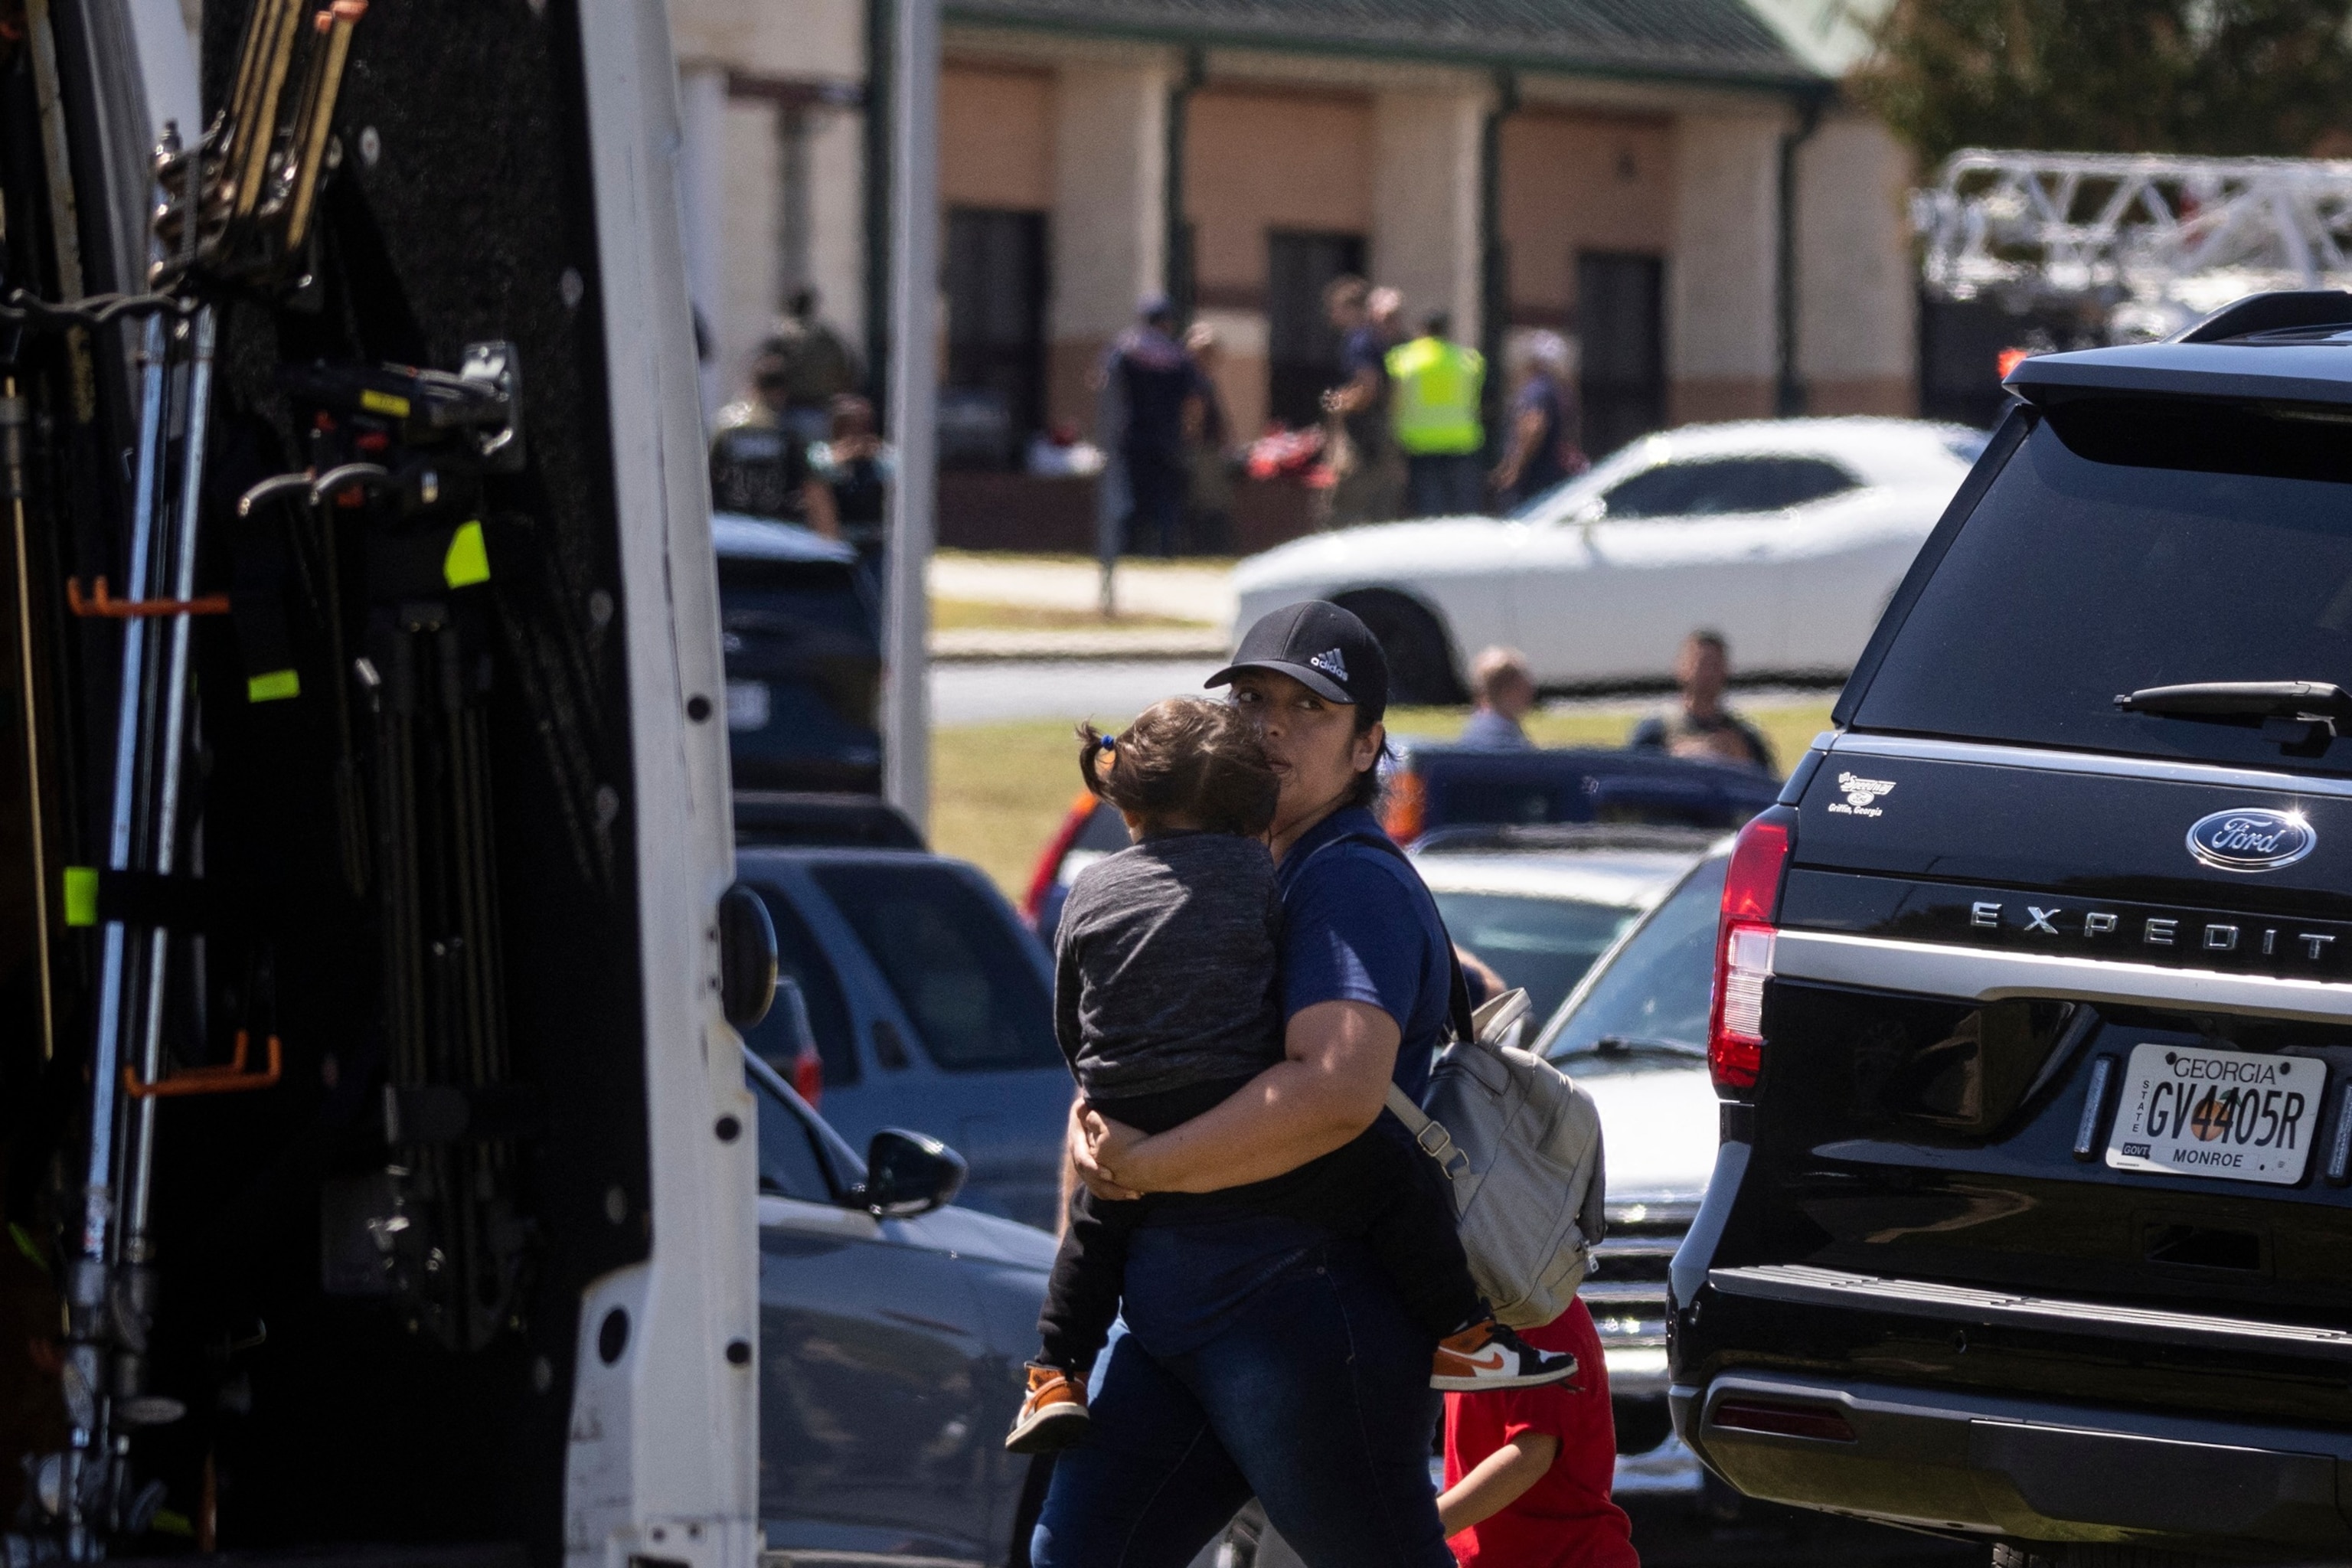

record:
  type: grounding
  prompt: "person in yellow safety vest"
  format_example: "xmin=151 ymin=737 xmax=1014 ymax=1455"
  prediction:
xmin=1387 ymin=311 xmax=1487 ymax=518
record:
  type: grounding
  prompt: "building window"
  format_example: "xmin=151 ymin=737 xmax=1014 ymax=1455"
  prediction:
xmin=943 ymin=207 xmax=1048 ymax=468
xmin=1266 ymin=230 xmax=1367 ymax=430
xmin=1576 ymin=252 xmax=1664 ymax=458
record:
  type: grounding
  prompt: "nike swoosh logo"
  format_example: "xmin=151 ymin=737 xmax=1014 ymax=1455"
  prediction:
xmin=1465 ymin=1351 xmax=1506 ymax=1371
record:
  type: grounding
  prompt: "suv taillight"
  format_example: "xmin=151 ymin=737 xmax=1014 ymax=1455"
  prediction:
xmin=1709 ymin=808 xmax=1795 ymax=1096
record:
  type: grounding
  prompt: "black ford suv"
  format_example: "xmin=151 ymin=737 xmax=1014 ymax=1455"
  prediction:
xmin=1670 ymin=291 xmax=2352 ymax=1565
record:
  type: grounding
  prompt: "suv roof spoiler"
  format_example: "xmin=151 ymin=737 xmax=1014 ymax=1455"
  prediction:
xmin=2176 ymin=289 xmax=2352 ymax=343
xmin=2006 ymin=288 xmax=2352 ymax=408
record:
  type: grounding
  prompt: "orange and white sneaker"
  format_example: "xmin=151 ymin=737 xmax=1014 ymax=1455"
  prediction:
xmin=1431 ymin=1318 xmax=1579 ymax=1392
xmin=1005 ymin=1364 xmax=1091 ymax=1453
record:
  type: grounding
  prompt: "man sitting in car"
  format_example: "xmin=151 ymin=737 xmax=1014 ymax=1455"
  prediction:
xmin=1460 ymin=646 xmax=1537 ymax=750
xmin=1628 ymin=629 xmax=1775 ymax=774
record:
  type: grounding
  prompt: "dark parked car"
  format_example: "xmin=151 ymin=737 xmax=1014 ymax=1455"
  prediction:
xmin=717 ymin=511 xmax=884 ymax=792
xmin=1021 ymin=751 xmax=1779 ymax=945
xmin=1672 ymin=290 xmax=2352 ymax=1566
xmin=738 ymin=844 xmax=1069 ymax=1231
xmin=1379 ymin=740 xmax=1779 ymax=847
xmin=744 ymin=1048 xmax=1052 ymax=1566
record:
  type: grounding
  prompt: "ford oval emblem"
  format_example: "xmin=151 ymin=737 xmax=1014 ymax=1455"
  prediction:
xmin=2186 ymin=808 xmax=2316 ymax=872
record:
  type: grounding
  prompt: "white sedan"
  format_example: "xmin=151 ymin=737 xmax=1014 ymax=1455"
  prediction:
xmin=1232 ymin=417 xmax=1988 ymax=703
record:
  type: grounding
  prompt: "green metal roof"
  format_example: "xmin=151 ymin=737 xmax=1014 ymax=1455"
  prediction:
xmin=941 ymin=0 xmax=1825 ymax=89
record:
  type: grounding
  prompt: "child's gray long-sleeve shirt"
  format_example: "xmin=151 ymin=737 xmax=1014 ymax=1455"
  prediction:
xmin=1054 ymin=831 xmax=1285 ymax=1100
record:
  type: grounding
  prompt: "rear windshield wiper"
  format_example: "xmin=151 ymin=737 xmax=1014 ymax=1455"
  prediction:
xmin=2115 ymin=681 xmax=2352 ymax=752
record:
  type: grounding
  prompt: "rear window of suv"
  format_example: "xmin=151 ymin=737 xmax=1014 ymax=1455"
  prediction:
xmin=1853 ymin=401 xmax=2352 ymax=773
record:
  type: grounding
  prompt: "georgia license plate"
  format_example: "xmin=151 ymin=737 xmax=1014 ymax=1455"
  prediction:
xmin=2105 ymin=1042 xmax=2325 ymax=1185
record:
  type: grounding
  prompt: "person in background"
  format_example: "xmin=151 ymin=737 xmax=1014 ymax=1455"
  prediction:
xmin=1460 ymin=648 xmax=1536 ymax=750
xmin=1492 ymin=333 xmax=1586 ymax=511
xmin=1438 ymin=1299 xmax=1639 ymax=1568
xmin=1628 ymin=629 xmax=1775 ymax=773
xmin=1182 ymin=321 xmax=1236 ymax=555
xmin=808 ymin=393 xmax=893 ymax=590
xmin=1103 ymin=296 xmax=1207 ymax=559
xmin=709 ymin=341 xmax=840 ymax=534
xmin=1319 ymin=276 xmax=1404 ymax=528
xmin=1388 ymin=312 xmax=1487 ymax=518
xmin=770 ymin=286 xmax=863 ymax=446
xmin=1369 ymin=286 xmax=1407 ymax=352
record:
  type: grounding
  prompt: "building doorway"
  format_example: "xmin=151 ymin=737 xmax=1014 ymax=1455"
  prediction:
xmin=1576 ymin=252 xmax=1664 ymax=457
xmin=1266 ymin=230 xmax=1367 ymax=430
xmin=944 ymin=207 xmax=1048 ymax=468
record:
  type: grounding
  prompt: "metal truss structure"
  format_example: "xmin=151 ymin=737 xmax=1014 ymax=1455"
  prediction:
xmin=1914 ymin=149 xmax=2352 ymax=336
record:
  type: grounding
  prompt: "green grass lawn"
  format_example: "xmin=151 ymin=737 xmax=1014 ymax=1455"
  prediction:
xmin=930 ymin=597 xmax=1209 ymax=632
xmin=933 ymin=697 xmax=1836 ymax=897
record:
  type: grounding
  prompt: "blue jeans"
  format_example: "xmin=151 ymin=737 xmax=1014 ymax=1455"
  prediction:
xmin=1031 ymin=1236 xmax=1450 ymax=1568
xmin=1125 ymin=449 xmax=1187 ymax=557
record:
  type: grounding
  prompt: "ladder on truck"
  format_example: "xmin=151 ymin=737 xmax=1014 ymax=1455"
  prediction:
xmin=1914 ymin=149 xmax=2352 ymax=337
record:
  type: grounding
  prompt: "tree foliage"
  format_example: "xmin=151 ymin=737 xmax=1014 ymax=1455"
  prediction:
xmin=1849 ymin=0 xmax=2352 ymax=167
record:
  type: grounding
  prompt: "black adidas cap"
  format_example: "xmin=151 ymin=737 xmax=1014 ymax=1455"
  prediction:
xmin=1207 ymin=599 xmax=1389 ymax=724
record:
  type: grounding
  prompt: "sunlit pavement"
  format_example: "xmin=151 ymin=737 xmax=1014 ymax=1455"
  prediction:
xmin=933 ymin=657 xmax=1223 ymax=724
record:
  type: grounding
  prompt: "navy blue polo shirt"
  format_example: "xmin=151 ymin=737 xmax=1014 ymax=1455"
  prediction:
xmin=1122 ymin=807 xmax=1453 ymax=1357
xmin=1273 ymin=806 xmax=1452 ymax=1106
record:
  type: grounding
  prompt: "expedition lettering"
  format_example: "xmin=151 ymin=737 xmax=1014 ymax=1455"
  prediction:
xmin=1966 ymin=902 xmax=2338 ymax=963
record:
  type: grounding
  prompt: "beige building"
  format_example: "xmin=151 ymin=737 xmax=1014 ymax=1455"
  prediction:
xmin=670 ymin=0 xmax=1915 ymax=468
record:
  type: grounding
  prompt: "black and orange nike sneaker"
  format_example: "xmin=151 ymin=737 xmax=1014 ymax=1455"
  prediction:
xmin=1430 ymin=1317 xmax=1579 ymax=1392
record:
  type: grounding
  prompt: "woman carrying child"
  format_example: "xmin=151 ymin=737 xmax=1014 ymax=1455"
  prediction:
xmin=1027 ymin=602 xmax=1571 ymax=1568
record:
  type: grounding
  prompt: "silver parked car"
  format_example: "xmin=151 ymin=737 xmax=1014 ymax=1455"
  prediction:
xmin=1533 ymin=842 xmax=1733 ymax=1499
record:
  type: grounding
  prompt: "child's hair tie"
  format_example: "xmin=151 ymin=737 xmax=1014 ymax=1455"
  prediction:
xmin=1099 ymin=733 xmax=1117 ymax=753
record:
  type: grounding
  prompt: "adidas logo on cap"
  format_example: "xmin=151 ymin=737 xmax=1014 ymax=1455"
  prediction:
xmin=1308 ymin=647 xmax=1348 ymax=682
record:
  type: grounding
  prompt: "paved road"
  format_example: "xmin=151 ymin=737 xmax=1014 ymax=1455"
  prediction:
xmin=932 ymin=658 xmax=1225 ymax=726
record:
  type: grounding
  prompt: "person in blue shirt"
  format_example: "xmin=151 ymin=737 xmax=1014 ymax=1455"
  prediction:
xmin=1459 ymin=646 xmax=1537 ymax=750
xmin=1491 ymin=332 xmax=1586 ymax=511
xmin=1034 ymin=601 xmax=1525 ymax=1568
xmin=1104 ymin=296 xmax=1210 ymax=557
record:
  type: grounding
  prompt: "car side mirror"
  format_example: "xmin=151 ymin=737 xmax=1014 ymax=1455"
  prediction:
xmin=863 ymin=1129 xmax=967 ymax=1218
xmin=718 ymin=882 xmax=778 ymax=1030
xmin=1568 ymin=497 xmax=1605 ymax=544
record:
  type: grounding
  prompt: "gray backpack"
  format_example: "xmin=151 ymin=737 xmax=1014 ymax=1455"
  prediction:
xmin=1384 ymin=985 xmax=1608 ymax=1329
xmin=1330 ymin=832 xmax=1609 ymax=1330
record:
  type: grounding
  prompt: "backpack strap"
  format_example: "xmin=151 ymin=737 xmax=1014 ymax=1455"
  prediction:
xmin=1384 ymin=1082 xmax=1470 ymax=1181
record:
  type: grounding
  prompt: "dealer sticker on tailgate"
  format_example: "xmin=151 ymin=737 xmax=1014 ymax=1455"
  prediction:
xmin=2105 ymin=1043 xmax=2324 ymax=1185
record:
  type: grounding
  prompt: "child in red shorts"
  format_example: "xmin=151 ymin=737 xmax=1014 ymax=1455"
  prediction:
xmin=1438 ymin=1299 xmax=1640 ymax=1568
